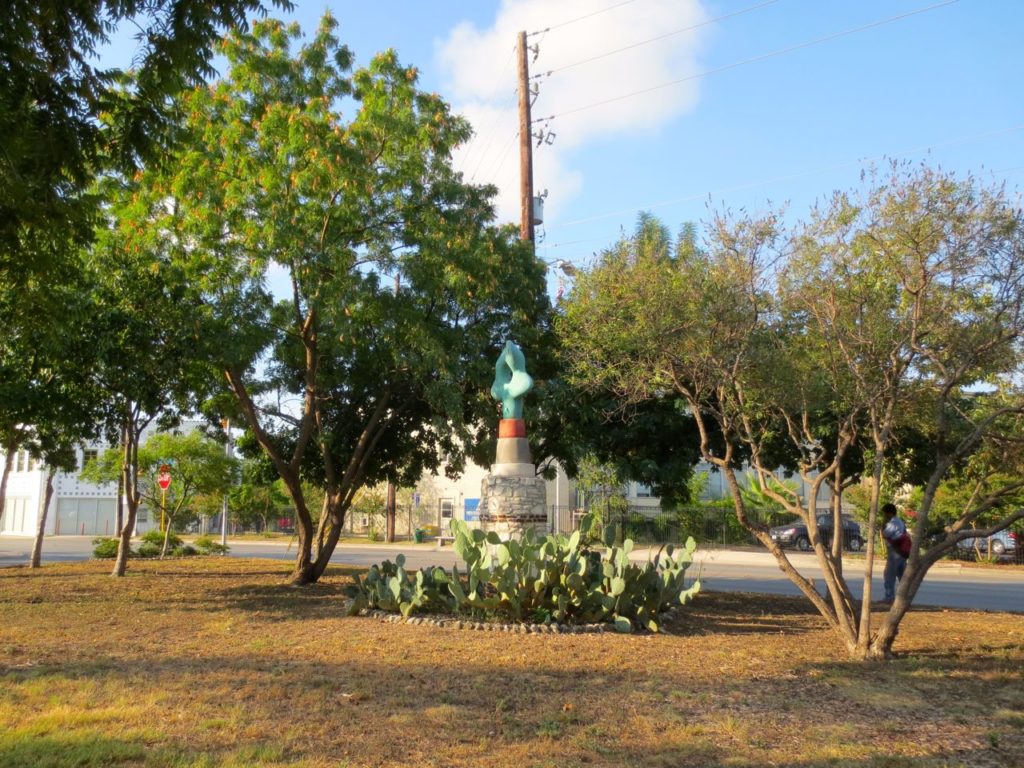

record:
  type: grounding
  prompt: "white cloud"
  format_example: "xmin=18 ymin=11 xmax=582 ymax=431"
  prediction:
xmin=436 ymin=0 xmax=709 ymax=225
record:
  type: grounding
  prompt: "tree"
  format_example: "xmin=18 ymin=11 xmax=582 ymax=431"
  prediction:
xmin=560 ymin=168 xmax=1024 ymax=659
xmin=212 ymin=458 xmax=291 ymax=532
xmin=87 ymin=177 xmax=212 ymax=577
xmin=29 ymin=442 xmax=79 ymax=569
xmin=0 ymin=251 xmax=101 ymax=535
xmin=138 ymin=432 xmax=236 ymax=556
xmin=127 ymin=16 xmax=549 ymax=584
xmin=1 ymin=0 xmax=291 ymax=282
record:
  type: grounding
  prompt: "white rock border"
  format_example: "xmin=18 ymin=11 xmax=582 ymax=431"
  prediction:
xmin=349 ymin=605 xmax=683 ymax=634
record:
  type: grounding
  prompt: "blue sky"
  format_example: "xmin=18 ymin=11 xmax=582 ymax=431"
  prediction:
xmin=111 ymin=0 xmax=1024 ymax=286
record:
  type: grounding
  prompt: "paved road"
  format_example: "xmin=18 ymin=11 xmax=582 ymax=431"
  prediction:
xmin=3 ymin=535 xmax=1022 ymax=613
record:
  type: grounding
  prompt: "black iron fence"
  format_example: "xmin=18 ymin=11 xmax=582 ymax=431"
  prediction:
xmin=552 ymin=505 xmax=795 ymax=547
xmin=552 ymin=505 xmax=1024 ymax=563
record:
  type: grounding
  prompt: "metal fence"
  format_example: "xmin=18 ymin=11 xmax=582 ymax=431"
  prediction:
xmin=552 ymin=505 xmax=1024 ymax=563
xmin=551 ymin=505 xmax=795 ymax=547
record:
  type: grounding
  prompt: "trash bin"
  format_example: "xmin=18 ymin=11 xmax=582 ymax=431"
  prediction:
xmin=414 ymin=528 xmax=424 ymax=543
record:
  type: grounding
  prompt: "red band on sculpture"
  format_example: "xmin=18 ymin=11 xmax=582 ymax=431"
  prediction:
xmin=498 ymin=419 xmax=526 ymax=438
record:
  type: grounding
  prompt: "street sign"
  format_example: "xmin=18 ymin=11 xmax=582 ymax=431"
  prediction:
xmin=158 ymin=464 xmax=172 ymax=491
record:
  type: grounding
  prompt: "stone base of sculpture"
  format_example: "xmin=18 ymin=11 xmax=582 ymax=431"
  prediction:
xmin=479 ymin=418 xmax=549 ymax=538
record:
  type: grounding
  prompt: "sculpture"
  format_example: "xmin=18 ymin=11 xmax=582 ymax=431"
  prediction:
xmin=490 ymin=340 xmax=533 ymax=420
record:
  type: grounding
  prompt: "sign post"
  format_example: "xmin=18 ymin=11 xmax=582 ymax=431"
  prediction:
xmin=157 ymin=464 xmax=172 ymax=533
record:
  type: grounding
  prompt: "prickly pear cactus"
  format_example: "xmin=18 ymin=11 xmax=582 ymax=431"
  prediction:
xmin=345 ymin=513 xmax=700 ymax=631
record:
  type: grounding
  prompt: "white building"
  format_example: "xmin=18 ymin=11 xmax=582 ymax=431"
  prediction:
xmin=0 ymin=421 xmax=203 ymax=537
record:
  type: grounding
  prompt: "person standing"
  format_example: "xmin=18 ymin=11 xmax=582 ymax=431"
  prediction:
xmin=881 ymin=502 xmax=908 ymax=602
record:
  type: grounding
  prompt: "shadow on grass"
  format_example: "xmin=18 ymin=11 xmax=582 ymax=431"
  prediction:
xmin=1 ymin=649 xmax=1013 ymax=768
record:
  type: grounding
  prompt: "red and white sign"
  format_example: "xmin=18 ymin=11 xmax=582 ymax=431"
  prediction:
xmin=158 ymin=464 xmax=172 ymax=491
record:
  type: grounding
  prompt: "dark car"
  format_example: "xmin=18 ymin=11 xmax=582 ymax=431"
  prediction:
xmin=956 ymin=529 xmax=1018 ymax=559
xmin=769 ymin=514 xmax=864 ymax=552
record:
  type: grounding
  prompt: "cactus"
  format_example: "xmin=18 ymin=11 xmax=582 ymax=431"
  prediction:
xmin=345 ymin=510 xmax=701 ymax=630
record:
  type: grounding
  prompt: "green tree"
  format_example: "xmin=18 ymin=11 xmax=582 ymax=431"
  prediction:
xmin=87 ymin=175 xmax=213 ymax=576
xmin=127 ymin=16 xmax=548 ymax=583
xmin=0 ymin=252 xmax=101 ymax=535
xmin=138 ymin=432 xmax=236 ymax=556
xmin=1 ymin=0 xmax=291 ymax=282
xmin=561 ymin=167 xmax=1024 ymax=659
xmin=221 ymin=459 xmax=291 ymax=532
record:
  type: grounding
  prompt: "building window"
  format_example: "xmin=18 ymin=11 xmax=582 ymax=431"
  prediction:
xmin=439 ymin=499 xmax=454 ymax=520
xmin=635 ymin=483 xmax=653 ymax=498
xmin=80 ymin=449 xmax=99 ymax=471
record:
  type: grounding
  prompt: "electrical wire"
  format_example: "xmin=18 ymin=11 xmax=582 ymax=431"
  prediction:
xmin=532 ymin=0 xmax=641 ymax=36
xmin=543 ymin=0 xmax=781 ymax=77
xmin=458 ymin=47 xmax=519 ymax=182
xmin=533 ymin=0 xmax=959 ymax=124
xmin=544 ymin=121 xmax=1024 ymax=239
xmin=480 ymin=130 xmax=519 ymax=185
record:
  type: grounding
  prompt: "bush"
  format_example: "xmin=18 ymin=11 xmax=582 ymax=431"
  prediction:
xmin=193 ymin=535 xmax=229 ymax=555
xmin=171 ymin=544 xmax=198 ymax=557
xmin=92 ymin=537 xmax=121 ymax=559
xmin=141 ymin=529 xmax=182 ymax=549
xmin=345 ymin=513 xmax=701 ymax=633
xmin=137 ymin=541 xmax=162 ymax=558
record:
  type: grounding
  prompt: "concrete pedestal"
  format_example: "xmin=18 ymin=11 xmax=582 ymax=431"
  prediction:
xmin=478 ymin=418 xmax=549 ymax=538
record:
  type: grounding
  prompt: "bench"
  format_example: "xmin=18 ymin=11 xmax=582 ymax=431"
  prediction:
xmin=437 ymin=534 xmax=456 ymax=547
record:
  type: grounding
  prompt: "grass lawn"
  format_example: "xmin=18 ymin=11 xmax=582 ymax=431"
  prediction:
xmin=1 ymin=558 xmax=1022 ymax=768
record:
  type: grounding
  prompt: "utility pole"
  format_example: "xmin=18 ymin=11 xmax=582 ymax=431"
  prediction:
xmin=385 ymin=272 xmax=399 ymax=543
xmin=220 ymin=418 xmax=231 ymax=550
xmin=386 ymin=482 xmax=396 ymax=543
xmin=517 ymin=30 xmax=534 ymax=244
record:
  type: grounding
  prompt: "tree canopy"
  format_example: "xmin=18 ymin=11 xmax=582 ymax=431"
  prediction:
xmin=560 ymin=165 xmax=1024 ymax=659
xmin=115 ymin=15 xmax=550 ymax=583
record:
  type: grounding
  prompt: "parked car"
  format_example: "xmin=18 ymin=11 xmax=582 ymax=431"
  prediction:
xmin=769 ymin=514 xmax=864 ymax=552
xmin=956 ymin=529 xmax=1018 ymax=559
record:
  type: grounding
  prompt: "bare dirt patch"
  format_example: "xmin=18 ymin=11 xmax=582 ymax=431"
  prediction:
xmin=1 ymin=558 xmax=1022 ymax=767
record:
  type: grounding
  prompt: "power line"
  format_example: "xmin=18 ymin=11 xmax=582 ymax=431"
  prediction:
xmin=459 ymin=47 xmax=519 ymax=182
xmin=542 ymin=0 xmax=781 ymax=77
xmin=480 ymin=130 xmax=519 ymax=185
xmin=532 ymin=0 xmax=640 ymax=36
xmin=533 ymin=0 xmax=959 ymax=124
xmin=466 ymin=89 xmax=519 ymax=182
xmin=544 ymin=121 xmax=1024 ymax=239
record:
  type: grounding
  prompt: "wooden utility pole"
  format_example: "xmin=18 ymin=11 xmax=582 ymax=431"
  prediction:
xmin=386 ymin=482 xmax=396 ymax=543
xmin=517 ymin=30 xmax=534 ymax=244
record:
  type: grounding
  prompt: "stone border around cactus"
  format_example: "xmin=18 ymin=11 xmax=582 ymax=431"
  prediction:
xmin=351 ymin=605 xmax=685 ymax=635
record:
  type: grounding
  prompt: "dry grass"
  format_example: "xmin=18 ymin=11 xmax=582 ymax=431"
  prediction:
xmin=1 ymin=558 xmax=1022 ymax=768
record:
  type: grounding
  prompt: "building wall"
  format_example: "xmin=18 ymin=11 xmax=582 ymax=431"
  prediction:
xmin=0 ymin=420 xmax=200 ymax=537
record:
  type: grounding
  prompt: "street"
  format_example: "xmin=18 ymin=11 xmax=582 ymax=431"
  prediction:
xmin=2 ymin=535 xmax=1022 ymax=613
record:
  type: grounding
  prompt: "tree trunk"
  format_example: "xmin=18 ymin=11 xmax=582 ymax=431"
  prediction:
xmin=115 ymin=421 xmax=127 ymax=534
xmin=112 ymin=423 xmax=142 ymax=578
xmin=310 ymin=509 xmax=346 ymax=582
xmin=0 ymin=434 xmax=18 ymax=528
xmin=160 ymin=520 xmax=172 ymax=559
xmin=30 ymin=467 xmax=57 ymax=568
xmin=291 ymin=509 xmax=315 ymax=584
xmin=112 ymin=504 xmax=137 ymax=577
xmin=116 ymin=464 xmax=125 ymax=536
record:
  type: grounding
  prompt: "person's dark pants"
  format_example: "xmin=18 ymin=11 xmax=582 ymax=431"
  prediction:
xmin=884 ymin=548 xmax=907 ymax=601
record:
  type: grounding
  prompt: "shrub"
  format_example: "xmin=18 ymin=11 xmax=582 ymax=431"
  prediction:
xmin=141 ymin=529 xmax=182 ymax=549
xmin=137 ymin=541 xmax=162 ymax=558
xmin=193 ymin=535 xmax=229 ymax=555
xmin=171 ymin=544 xmax=198 ymax=557
xmin=346 ymin=513 xmax=701 ymax=633
xmin=92 ymin=537 xmax=121 ymax=559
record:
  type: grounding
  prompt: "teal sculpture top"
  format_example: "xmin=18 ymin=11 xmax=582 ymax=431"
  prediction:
xmin=490 ymin=340 xmax=534 ymax=419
